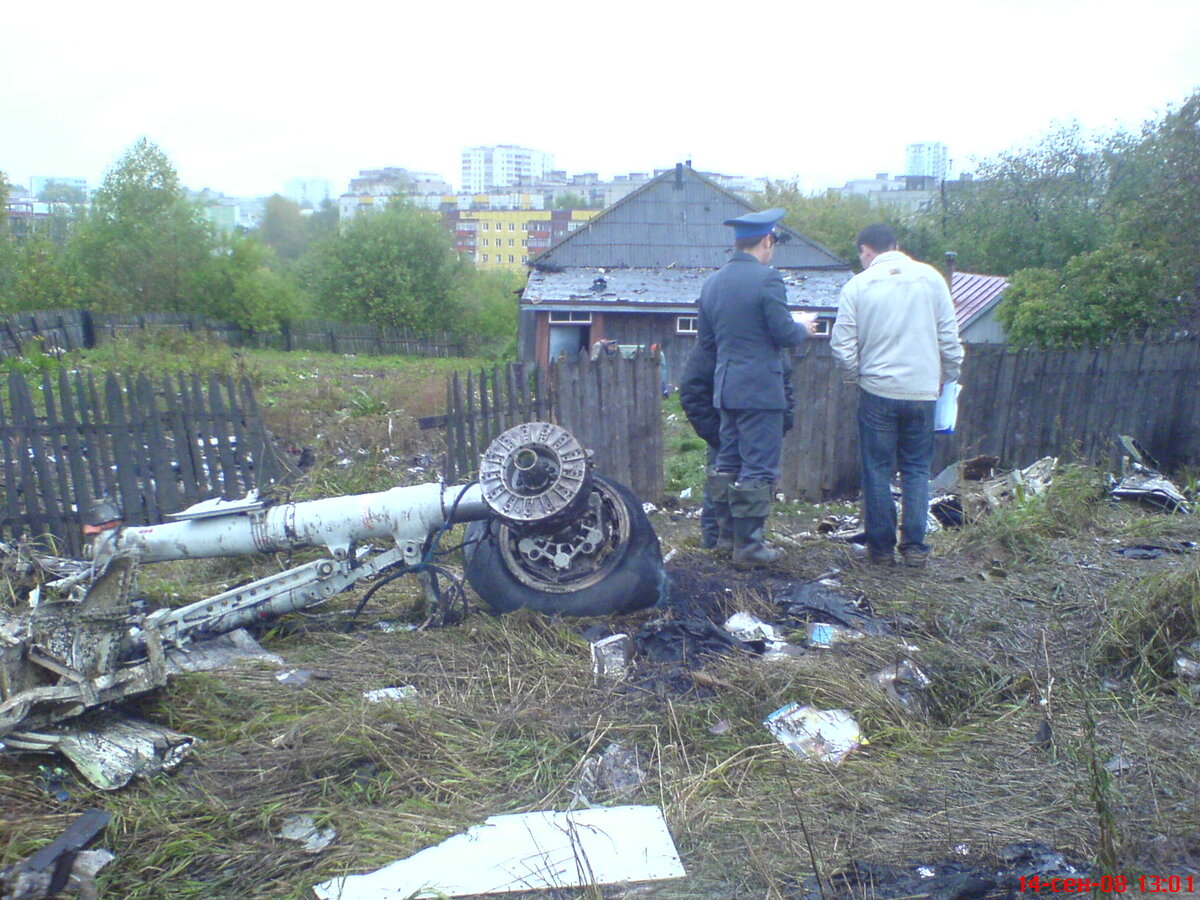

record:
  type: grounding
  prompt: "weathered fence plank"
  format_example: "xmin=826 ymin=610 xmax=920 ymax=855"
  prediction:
xmin=432 ymin=356 xmax=663 ymax=502
xmin=778 ymin=337 xmax=1200 ymax=501
xmin=0 ymin=370 xmax=287 ymax=552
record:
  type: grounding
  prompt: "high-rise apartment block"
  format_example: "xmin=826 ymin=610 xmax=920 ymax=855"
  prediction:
xmin=905 ymin=142 xmax=949 ymax=181
xmin=461 ymin=146 xmax=554 ymax=193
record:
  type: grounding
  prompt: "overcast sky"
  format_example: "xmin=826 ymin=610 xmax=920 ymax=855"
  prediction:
xmin=3 ymin=0 xmax=1198 ymax=199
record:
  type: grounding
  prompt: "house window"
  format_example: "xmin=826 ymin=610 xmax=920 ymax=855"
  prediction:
xmin=508 ymin=239 xmax=514 ymax=247
xmin=509 ymin=222 xmax=516 ymax=231
xmin=521 ymin=255 xmax=528 ymax=262
xmin=812 ymin=317 xmax=832 ymax=336
xmin=508 ymin=254 xmax=515 ymax=263
xmin=482 ymin=222 xmax=489 ymax=230
xmin=482 ymin=254 xmax=488 ymax=262
xmin=676 ymin=316 xmax=698 ymax=334
xmin=549 ymin=311 xmax=593 ymax=324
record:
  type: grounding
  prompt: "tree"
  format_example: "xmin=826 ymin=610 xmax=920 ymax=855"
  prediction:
xmin=459 ymin=268 xmax=521 ymax=355
xmin=67 ymin=138 xmax=218 ymax=313
xmin=0 ymin=171 xmax=16 ymax=303
xmin=924 ymin=123 xmax=1114 ymax=276
xmin=2 ymin=237 xmax=84 ymax=312
xmin=198 ymin=234 xmax=307 ymax=331
xmin=303 ymin=201 xmax=467 ymax=332
xmin=255 ymin=195 xmax=311 ymax=265
xmin=37 ymin=181 xmax=87 ymax=205
xmin=995 ymin=244 xmax=1175 ymax=346
xmin=553 ymin=191 xmax=590 ymax=210
xmin=1106 ymin=89 xmax=1200 ymax=322
xmin=758 ymin=181 xmax=904 ymax=266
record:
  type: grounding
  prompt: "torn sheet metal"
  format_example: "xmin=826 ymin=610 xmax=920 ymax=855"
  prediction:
xmin=1110 ymin=464 xmax=1191 ymax=513
xmin=55 ymin=715 xmax=196 ymax=791
xmin=764 ymin=703 xmax=862 ymax=764
xmin=0 ymin=808 xmax=111 ymax=900
xmin=312 ymin=804 xmax=686 ymax=899
xmin=775 ymin=579 xmax=890 ymax=636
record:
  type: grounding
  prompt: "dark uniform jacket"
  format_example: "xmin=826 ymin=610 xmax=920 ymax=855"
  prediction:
xmin=680 ymin=342 xmax=796 ymax=449
xmin=696 ymin=252 xmax=809 ymax=410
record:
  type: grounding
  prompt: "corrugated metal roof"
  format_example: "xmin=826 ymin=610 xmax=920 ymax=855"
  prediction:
xmin=952 ymin=271 xmax=1008 ymax=328
xmin=531 ymin=166 xmax=849 ymax=270
xmin=523 ymin=267 xmax=851 ymax=311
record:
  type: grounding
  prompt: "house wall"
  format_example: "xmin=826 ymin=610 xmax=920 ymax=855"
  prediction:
xmin=521 ymin=309 xmax=700 ymax=387
xmin=960 ymin=308 xmax=1007 ymax=343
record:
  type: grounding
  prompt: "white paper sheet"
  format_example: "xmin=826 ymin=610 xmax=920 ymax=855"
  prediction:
xmin=312 ymin=804 xmax=685 ymax=899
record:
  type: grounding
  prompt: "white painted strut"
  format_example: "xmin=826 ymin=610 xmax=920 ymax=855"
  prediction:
xmin=91 ymin=482 xmax=489 ymax=565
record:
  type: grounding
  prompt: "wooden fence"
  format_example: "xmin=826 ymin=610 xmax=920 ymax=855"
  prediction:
xmin=0 ymin=310 xmax=467 ymax=359
xmin=428 ymin=354 xmax=663 ymax=502
xmin=778 ymin=337 xmax=1200 ymax=501
xmin=0 ymin=370 xmax=289 ymax=555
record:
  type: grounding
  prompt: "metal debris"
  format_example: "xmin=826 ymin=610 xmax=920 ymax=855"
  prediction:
xmin=775 ymin=578 xmax=890 ymax=636
xmin=0 ymin=808 xmax=111 ymax=900
xmin=54 ymin=715 xmax=195 ymax=791
xmin=1110 ymin=463 xmax=1191 ymax=512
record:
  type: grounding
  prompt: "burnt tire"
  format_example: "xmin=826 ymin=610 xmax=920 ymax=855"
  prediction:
xmin=462 ymin=475 xmax=664 ymax=617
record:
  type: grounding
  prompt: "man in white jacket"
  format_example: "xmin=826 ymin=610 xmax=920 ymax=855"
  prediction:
xmin=831 ymin=223 xmax=963 ymax=567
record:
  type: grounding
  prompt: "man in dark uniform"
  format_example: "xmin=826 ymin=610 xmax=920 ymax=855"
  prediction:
xmin=697 ymin=208 xmax=816 ymax=567
xmin=679 ymin=340 xmax=796 ymax=552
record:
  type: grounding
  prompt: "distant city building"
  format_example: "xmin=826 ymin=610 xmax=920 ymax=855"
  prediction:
xmin=349 ymin=168 xmax=451 ymax=197
xmin=905 ymin=142 xmax=949 ymax=180
xmin=187 ymin=188 xmax=264 ymax=232
xmin=30 ymin=176 xmax=88 ymax=198
xmin=461 ymin=146 xmax=554 ymax=193
xmin=283 ymin=177 xmax=332 ymax=208
xmin=443 ymin=208 xmax=599 ymax=272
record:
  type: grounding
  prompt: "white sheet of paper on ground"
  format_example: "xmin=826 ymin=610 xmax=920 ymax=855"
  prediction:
xmin=312 ymin=804 xmax=685 ymax=899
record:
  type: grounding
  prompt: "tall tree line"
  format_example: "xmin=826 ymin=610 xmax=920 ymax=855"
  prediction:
xmin=761 ymin=89 xmax=1199 ymax=347
xmin=0 ymin=139 xmax=518 ymax=350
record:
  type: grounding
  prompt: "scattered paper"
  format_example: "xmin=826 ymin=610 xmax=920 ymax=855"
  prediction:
xmin=763 ymin=703 xmax=861 ymax=764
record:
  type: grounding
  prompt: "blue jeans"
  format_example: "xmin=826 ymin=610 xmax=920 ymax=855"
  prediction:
xmin=857 ymin=389 xmax=935 ymax=555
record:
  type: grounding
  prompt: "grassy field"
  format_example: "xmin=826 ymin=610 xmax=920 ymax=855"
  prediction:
xmin=2 ymin=337 xmax=1198 ymax=899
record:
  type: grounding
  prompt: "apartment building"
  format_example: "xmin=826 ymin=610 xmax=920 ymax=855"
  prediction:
xmin=444 ymin=208 xmax=599 ymax=271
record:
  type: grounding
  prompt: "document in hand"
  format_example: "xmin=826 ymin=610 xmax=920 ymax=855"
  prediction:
xmin=934 ymin=382 xmax=961 ymax=434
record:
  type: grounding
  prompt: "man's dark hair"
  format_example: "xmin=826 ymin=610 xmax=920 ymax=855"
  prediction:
xmin=735 ymin=233 xmax=770 ymax=252
xmin=855 ymin=223 xmax=898 ymax=253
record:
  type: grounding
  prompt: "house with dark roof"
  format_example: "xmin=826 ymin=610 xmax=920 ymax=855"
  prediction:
xmin=519 ymin=163 xmax=853 ymax=386
xmin=951 ymin=271 xmax=1009 ymax=343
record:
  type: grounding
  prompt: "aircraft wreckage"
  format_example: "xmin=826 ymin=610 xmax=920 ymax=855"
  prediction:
xmin=0 ymin=422 xmax=665 ymax=753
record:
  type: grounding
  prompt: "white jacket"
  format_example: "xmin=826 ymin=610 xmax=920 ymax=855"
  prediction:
xmin=830 ymin=250 xmax=963 ymax=401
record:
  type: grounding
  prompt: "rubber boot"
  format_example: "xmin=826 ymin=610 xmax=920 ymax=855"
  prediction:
xmin=705 ymin=469 xmax=735 ymax=552
xmin=729 ymin=481 xmax=782 ymax=569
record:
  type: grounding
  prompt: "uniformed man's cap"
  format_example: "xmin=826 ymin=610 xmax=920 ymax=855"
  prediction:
xmin=722 ymin=207 xmax=786 ymax=240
